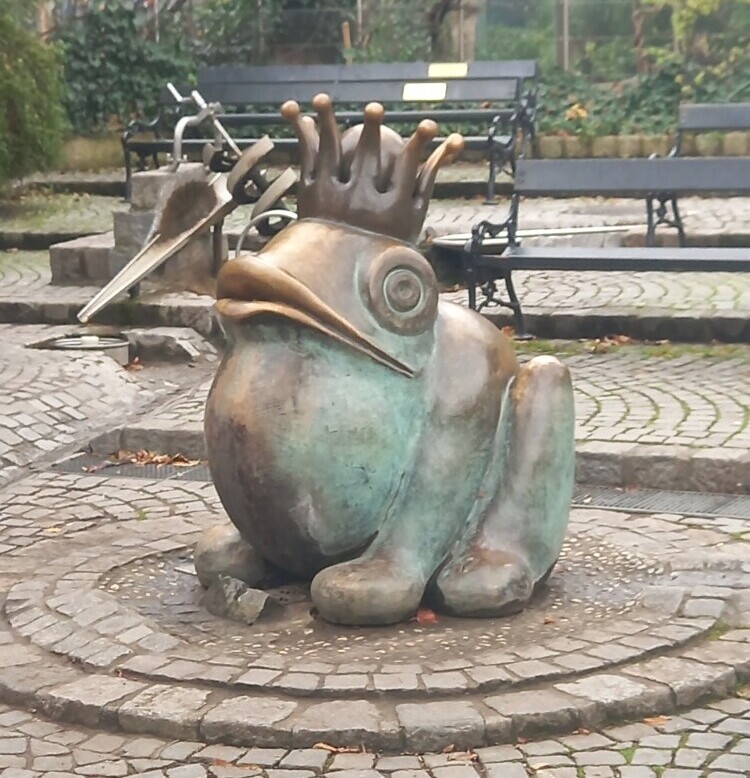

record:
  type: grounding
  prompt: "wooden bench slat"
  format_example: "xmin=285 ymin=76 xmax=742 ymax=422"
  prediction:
xmin=514 ymin=158 xmax=750 ymax=197
xmin=197 ymin=60 xmax=537 ymax=86
xmin=679 ymin=102 xmax=750 ymax=132
xmin=200 ymin=78 xmax=521 ymax=106
xmin=482 ymin=245 xmax=750 ymax=272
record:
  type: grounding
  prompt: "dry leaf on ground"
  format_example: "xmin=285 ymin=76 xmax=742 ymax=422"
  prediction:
xmin=313 ymin=743 xmax=362 ymax=754
xmin=414 ymin=608 xmax=439 ymax=625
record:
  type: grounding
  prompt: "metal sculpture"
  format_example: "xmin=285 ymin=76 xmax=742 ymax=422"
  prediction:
xmin=204 ymin=94 xmax=575 ymax=626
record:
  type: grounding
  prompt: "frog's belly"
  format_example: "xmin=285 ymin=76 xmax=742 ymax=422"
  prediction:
xmin=205 ymin=329 xmax=423 ymax=578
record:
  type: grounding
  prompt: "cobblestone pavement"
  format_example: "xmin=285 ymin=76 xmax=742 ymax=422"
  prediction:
xmin=0 ymin=325 xmax=217 ymax=486
xmin=1 ymin=195 xmax=750 ymax=328
xmin=1 ymin=184 xmax=749 ymax=773
xmin=1 ymin=695 xmax=750 ymax=777
xmin=1 ymin=462 xmax=750 ymax=771
xmin=112 ymin=344 xmax=750 ymax=494
xmin=0 ymin=191 xmax=128 ymax=237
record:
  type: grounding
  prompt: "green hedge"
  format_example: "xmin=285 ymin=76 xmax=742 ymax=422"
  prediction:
xmin=0 ymin=9 xmax=65 ymax=186
xmin=58 ymin=0 xmax=191 ymax=134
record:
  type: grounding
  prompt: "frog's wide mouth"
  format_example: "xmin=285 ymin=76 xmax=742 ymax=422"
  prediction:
xmin=216 ymin=255 xmax=414 ymax=377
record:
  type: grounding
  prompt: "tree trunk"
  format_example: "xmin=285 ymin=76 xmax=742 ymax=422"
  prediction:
xmin=430 ymin=0 xmax=486 ymax=61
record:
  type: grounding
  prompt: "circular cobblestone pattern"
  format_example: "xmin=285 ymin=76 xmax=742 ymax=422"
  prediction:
xmin=2 ymin=468 xmax=750 ymax=753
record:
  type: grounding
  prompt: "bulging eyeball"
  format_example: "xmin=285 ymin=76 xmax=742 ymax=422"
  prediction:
xmin=365 ymin=246 xmax=438 ymax=334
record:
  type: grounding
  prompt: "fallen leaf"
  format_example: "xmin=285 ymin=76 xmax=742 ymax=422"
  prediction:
xmin=313 ymin=742 xmax=362 ymax=753
xmin=124 ymin=356 xmax=143 ymax=371
xmin=736 ymin=685 xmax=750 ymax=699
xmin=543 ymin=616 xmax=556 ymax=625
xmin=643 ymin=715 xmax=671 ymax=727
xmin=574 ymin=727 xmax=590 ymax=735
xmin=113 ymin=449 xmax=200 ymax=467
xmin=447 ymin=751 xmax=478 ymax=762
xmin=414 ymin=608 xmax=438 ymax=625
xmin=516 ymin=736 xmax=529 ymax=744
xmin=442 ymin=744 xmax=455 ymax=753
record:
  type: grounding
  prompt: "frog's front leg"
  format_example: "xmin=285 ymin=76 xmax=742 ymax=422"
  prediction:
xmin=430 ymin=356 xmax=575 ymax=617
xmin=311 ymin=404 xmax=500 ymax=626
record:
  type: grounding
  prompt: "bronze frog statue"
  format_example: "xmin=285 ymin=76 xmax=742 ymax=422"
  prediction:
xmin=204 ymin=95 xmax=575 ymax=625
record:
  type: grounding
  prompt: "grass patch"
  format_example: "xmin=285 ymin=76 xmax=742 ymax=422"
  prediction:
xmin=514 ymin=337 xmax=750 ymax=362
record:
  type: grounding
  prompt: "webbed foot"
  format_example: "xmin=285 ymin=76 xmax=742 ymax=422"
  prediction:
xmin=430 ymin=355 xmax=574 ymax=618
xmin=311 ymin=556 xmax=425 ymax=625
xmin=431 ymin=547 xmax=533 ymax=617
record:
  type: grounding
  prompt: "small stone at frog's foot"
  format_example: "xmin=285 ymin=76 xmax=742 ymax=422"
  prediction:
xmin=203 ymin=575 xmax=270 ymax=624
xmin=194 ymin=524 xmax=265 ymax=588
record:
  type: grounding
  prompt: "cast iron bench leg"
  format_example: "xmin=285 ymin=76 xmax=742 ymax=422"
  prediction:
xmin=463 ymin=251 xmax=478 ymax=311
xmin=646 ymin=196 xmax=656 ymax=247
xmin=486 ymin=150 xmax=497 ymax=204
xmin=671 ymin=196 xmax=687 ymax=247
xmin=504 ymin=271 xmax=530 ymax=339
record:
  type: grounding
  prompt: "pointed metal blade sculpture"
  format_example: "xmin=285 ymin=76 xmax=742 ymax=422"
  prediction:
xmin=77 ymin=137 xmax=296 ymax=324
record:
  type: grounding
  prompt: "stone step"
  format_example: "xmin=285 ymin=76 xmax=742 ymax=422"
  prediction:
xmin=49 ymin=232 xmax=117 ymax=286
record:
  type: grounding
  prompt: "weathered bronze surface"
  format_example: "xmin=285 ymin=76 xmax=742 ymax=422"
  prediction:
xmin=204 ymin=95 xmax=575 ymax=625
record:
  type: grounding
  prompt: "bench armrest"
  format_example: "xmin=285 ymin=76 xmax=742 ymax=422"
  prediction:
xmin=470 ymin=193 xmax=521 ymax=252
xmin=121 ymin=113 xmax=163 ymax=144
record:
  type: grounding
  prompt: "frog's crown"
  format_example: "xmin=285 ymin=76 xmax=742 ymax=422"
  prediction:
xmin=281 ymin=94 xmax=463 ymax=243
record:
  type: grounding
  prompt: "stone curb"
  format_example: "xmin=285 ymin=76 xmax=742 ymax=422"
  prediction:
xmin=2 ymin=510 xmax=750 ymax=752
xmin=1 ymin=618 xmax=748 ymax=752
xmin=0 ymin=230 xmax=98 ymax=251
xmin=2 ymin=291 xmax=748 ymax=346
xmin=90 ymin=424 xmax=750 ymax=495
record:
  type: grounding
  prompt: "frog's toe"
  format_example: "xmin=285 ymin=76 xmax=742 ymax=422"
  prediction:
xmin=431 ymin=549 xmax=533 ymax=618
xmin=311 ymin=557 xmax=424 ymax=625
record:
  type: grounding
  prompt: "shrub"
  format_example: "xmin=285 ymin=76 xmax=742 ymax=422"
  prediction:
xmin=0 ymin=4 xmax=65 ymax=186
xmin=58 ymin=0 xmax=192 ymax=134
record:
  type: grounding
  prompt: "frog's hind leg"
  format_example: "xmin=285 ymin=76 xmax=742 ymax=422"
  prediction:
xmin=430 ymin=356 xmax=575 ymax=618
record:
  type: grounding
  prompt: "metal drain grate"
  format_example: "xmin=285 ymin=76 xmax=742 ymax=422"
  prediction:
xmin=573 ymin=485 xmax=750 ymax=521
xmin=52 ymin=454 xmax=212 ymax=482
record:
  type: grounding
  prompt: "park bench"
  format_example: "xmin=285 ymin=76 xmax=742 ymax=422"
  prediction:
xmin=644 ymin=101 xmax=750 ymax=243
xmin=122 ymin=59 xmax=537 ymax=200
xmin=430 ymin=155 xmax=750 ymax=337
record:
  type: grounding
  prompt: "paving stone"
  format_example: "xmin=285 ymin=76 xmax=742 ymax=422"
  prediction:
xmin=623 ymin=657 xmax=737 ymax=707
xmin=166 ymin=767 xmax=208 ymax=778
xmin=556 ymin=673 xmax=671 ymax=720
xmin=237 ymin=748 xmax=288 ymax=767
xmin=279 ymin=749 xmax=329 ymax=770
xmin=375 ymin=757 xmax=421 ymax=771
xmin=158 ymin=742 xmax=205 ymax=761
xmin=201 ymin=697 xmax=298 ymax=748
xmin=42 ymin=676 xmax=146 ymax=727
xmin=329 ymin=754 xmax=377 ymax=771
xmin=118 ymin=685 xmax=211 ymax=739
xmin=709 ymin=753 xmax=750 ymax=772
xmin=674 ymin=748 xmax=710 ymax=768
xmin=474 ymin=745 xmax=523 ymax=762
xmin=685 ymin=732 xmax=732 ymax=751
xmin=631 ymin=748 xmax=673 ymax=766
xmin=320 ymin=771 xmax=382 ymax=778
xmin=396 ymin=701 xmax=485 ymax=752
xmin=292 ymin=701 xmax=391 ymax=750
xmin=75 ymin=760 xmax=129 ymax=776
xmin=430 ymin=767 xmax=480 ymax=778
xmin=484 ymin=689 xmax=585 ymax=735
xmin=619 ymin=769 xmax=657 ymax=778
xmin=573 ymin=751 xmax=626 ymax=766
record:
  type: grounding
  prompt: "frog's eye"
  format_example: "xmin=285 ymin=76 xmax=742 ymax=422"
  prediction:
xmin=365 ymin=246 xmax=438 ymax=334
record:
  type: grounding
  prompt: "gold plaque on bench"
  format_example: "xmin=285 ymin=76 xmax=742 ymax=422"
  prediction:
xmin=402 ymin=81 xmax=448 ymax=101
xmin=428 ymin=62 xmax=468 ymax=79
